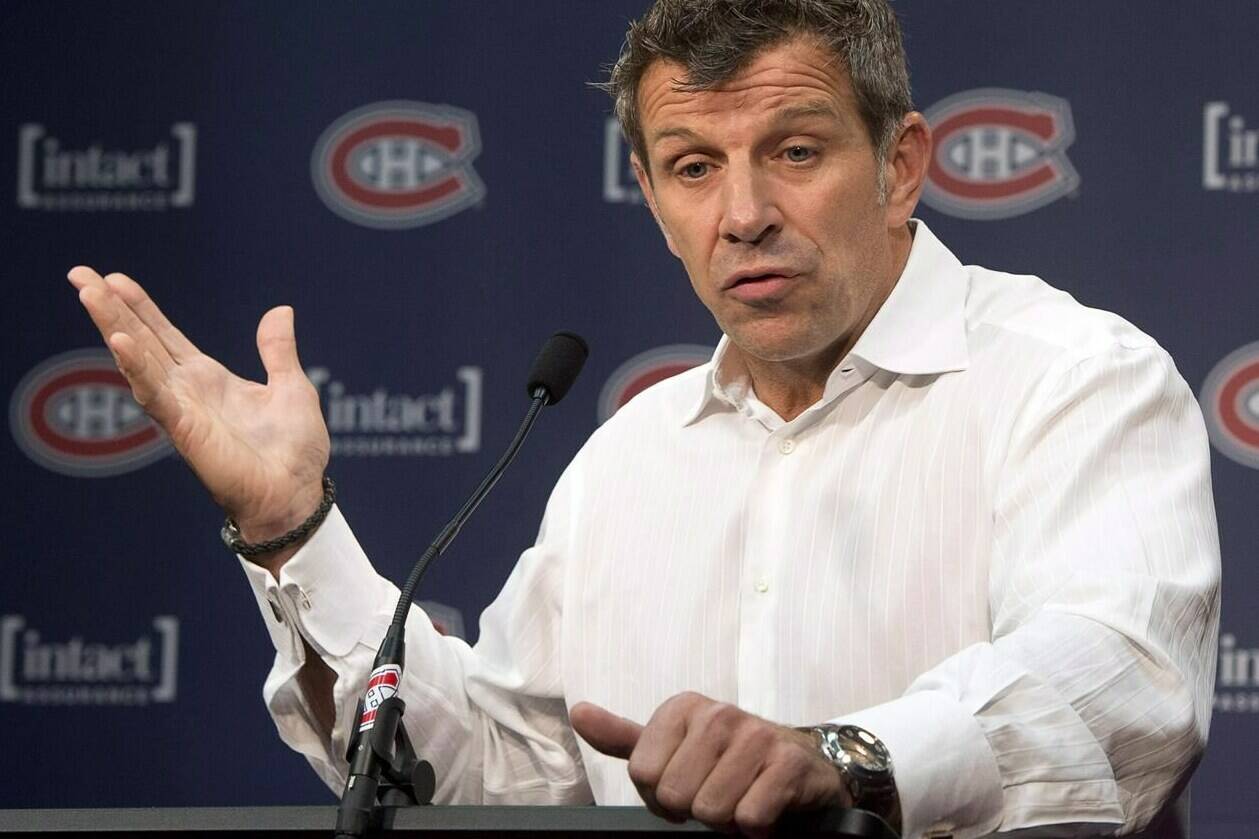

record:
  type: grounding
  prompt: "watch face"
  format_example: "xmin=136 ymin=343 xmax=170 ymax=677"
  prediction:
xmin=839 ymin=726 xmax=892 ymax=773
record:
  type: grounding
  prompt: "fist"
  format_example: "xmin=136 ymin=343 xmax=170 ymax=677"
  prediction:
xmin=570 ymin=692 xmax=850 ymax=837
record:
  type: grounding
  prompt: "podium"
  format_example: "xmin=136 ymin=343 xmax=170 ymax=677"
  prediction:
xmin=0 ymin=806 xmax=897 ymax=838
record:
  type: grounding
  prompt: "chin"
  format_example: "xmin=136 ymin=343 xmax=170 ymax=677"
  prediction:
xmin=728 ymin=332 xmax=824 ymax=364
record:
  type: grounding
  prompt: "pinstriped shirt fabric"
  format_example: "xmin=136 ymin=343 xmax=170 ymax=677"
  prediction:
xmin=240 ymin=221 xmax=1220 ymax=838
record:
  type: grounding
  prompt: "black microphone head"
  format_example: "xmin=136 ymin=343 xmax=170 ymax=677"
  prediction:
xmin=526 ymin=331 xmax=588 ymax=404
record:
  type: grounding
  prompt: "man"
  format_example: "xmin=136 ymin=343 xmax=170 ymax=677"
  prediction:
xmin=69 ymin=1 xmax=1220 ymax=837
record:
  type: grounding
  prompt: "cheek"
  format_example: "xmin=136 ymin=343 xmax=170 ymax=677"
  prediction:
xmin=660 ymin=207 xmax=718 ymax=277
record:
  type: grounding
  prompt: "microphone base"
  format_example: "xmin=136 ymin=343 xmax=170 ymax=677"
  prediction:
xmin=335 ymin=696 xmax=434 ymax=838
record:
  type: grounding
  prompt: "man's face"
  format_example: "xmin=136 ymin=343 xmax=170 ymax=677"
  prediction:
xmin=634 ymin=37 xmax=911 ymax=366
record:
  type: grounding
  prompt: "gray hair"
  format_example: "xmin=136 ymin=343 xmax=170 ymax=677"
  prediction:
xmin=597 ymin=0 xmax=913 ymax=178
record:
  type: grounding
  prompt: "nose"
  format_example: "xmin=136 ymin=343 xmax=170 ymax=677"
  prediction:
xmin=718 ymin=162 xmax=782 ymax=245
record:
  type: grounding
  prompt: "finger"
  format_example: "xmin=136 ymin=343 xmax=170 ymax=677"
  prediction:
xmin=103 ymin=272 xmax=200 ymax=361
xmin=67 ymin=265 xmax=106 ymax=291
xmin=108 ymin=333 xmax=180 ymax=428
xmin=732 ymin=761 xmax=800 ymax=839
xmin=569 ymin=702 xmax=643 ymax=760
xmin=688 ymin=732 xmax=770 ymax=828
xmin=629 ymin=696 xmax=694 ymax=792
xmin=627 ymin=696 xmax=704 ymax=822
xmin=654 ymin=711 xmax=737 ymax=817
xmin=78 ymin=284 xmax=175 ymax=372
xmin=256 ymin=306 xmax=303 ymax=383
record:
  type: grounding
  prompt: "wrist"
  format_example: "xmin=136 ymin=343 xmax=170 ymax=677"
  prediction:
xmin=222 ymin=477 xmax=335 ymax=570
xmin=799 ymin=723 xmax=902 ymax=835
xmin=236 ymin=486 xmax=325 ymax=543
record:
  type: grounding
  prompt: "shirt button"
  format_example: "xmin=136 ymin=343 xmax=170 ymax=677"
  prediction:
xmin=754 ymin=579 xmax=769 ymax=593
xmin=294 ymin=589 xmax=311 ymax=611
xmin=778 ymin=438 xmax=795 ymax=455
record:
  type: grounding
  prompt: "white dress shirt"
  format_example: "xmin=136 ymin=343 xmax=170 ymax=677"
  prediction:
xmin=240 ymin=221 xmax=1220 ymax=838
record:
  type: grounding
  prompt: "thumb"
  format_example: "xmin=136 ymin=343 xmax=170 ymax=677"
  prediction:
xmin=569 ymin=701 xmax=643 ymax=760
xmin=257 ymin=305 xmax=301 ymax=382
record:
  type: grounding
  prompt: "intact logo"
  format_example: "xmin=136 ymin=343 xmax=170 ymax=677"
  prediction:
xmin=1203 ymin=102 xmax=1259 ymax=192
xmin=311 ymin=101 xmax=485 ymax=229
xmin=1216 ymin=632 xmax=1259 ymax=713
xmin=17 ymin=122 xmax=196 ymax=212
xmin=9 ymin=349 xmax=171 ymax=478
xmin=598 ymin=344 xmax=713 ymax=424
xmin=1 ymin=615 xmax=179 ymax=706
xmin=603 ymin=117 xmax=645 ymax=204
xmin=306 ymin=365 xmax=482 ymax=457
xmin=358 ymin=664 xmax=401 ymax=731
xmin=1200 ymin=341 xmax=1259 ymax=469
xmin=922 ymin=89 xmax=1079 ymax=220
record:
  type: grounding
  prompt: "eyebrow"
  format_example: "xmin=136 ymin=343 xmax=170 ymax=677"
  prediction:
xmin=649 ymin=100 xmax=845 ymax=148
xmin=775 ymin=101 xmax=843 ymax=123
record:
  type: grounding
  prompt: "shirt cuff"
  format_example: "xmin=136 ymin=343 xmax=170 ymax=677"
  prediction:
xmin=834 ymin=691 xmax=1004 ymax=839
xmin=237 ymin=504 xmax=394 ymax=658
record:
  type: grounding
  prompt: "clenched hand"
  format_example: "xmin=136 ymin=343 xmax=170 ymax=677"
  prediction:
xmin=570 ymin=692 xmax=850 ymax=837
xmin=68 ymin=266 xmax=330 ymax=564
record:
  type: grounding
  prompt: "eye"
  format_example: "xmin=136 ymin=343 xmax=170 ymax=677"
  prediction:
xmin=679 ymin=161 xmax=709 ymax=179
xmin=784 ymin=145 xmax=815 ymax=163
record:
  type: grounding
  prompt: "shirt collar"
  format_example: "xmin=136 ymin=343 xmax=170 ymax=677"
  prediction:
xmin=682 ymin=219 xmax=970 ymax=426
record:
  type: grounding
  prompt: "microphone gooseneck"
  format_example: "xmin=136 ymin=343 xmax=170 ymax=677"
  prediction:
xmin=335 ymin=332 xmax=588 ymax=839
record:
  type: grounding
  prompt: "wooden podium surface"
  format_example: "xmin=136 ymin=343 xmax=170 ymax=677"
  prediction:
xmin=0 ymin=806 xmax=897 ymax=838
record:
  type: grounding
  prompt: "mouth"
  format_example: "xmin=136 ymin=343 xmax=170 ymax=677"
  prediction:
xmin=722 ymin=269 xmax=799 ymax=303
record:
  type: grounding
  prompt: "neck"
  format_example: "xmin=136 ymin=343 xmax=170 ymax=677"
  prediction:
xmin=739 ymin=224 xmax=914 ymax=422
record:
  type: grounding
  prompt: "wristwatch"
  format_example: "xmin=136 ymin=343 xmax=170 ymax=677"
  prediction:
xmin=802 ymin=723 xmax=902 ymax=835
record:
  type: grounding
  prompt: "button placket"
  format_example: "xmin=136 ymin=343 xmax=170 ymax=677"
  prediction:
xmin=737 ymin=433 xmax=793 ymax=718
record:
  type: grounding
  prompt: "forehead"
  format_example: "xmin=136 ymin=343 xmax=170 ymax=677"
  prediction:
xmin=636 ymin=38 xmax=860 ymax=140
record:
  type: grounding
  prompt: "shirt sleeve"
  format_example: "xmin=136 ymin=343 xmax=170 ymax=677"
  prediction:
xmin=835 ymin=343 xmax=1221 ymax=838
xmin=237 ymin=469 xmax=594 ymax=805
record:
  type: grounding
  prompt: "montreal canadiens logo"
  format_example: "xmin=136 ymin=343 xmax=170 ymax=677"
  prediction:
xmin=1201 ymin=341 xmax=1259 ymax=469
xmin=311 ymin=100 xmax=484 ymax=229
xmin=922 ymin=88 xmax=1079 ymax=220
xmin=358 ymin=664 xmax=401 ymax=732
xmin=9 ymin=349 xmax=170 ymax=478
xmin=598 ymin=344 xmax=713 ymax=424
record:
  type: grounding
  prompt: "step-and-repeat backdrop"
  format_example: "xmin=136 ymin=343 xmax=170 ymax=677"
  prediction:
xmin=2 ymin=2 xmax=1255 ymax=834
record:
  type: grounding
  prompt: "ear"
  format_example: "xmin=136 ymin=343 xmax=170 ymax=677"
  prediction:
xmin=881 ymin=112 xmax=932 ymax=229
xmin=632 ymin=153 xmax=681 ymax=258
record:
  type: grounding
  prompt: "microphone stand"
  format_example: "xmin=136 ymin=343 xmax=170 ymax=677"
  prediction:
xmin=333 ymin=383 xmax=564 ymax=838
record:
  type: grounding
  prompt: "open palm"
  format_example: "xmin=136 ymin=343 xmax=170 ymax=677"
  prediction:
xmin=68 ymin=267 xmax=329 ymax=541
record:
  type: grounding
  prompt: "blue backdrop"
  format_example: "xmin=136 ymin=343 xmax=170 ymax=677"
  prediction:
xmin=2 ymin=2 xmax=1256 ymax=836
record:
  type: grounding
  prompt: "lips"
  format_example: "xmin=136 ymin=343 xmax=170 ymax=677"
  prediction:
xmin=721 ymin=268 xmax=798 ymax=290
xmin=722 ymin=268 xmax=799 ymax=303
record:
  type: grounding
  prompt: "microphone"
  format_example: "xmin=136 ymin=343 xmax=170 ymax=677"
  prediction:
xmin=527 ymin=331 xmax=588 ymax=404
xmin=334 ymin=332 xmax=588 ymax=838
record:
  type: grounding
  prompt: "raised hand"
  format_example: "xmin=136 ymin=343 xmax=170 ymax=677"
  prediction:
xmin=68 ymin=266 xmax=330 ymax=560
xmin=570 ymin=693 xmax=850 ymax=838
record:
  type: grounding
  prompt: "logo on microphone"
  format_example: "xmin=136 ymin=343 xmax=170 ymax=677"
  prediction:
xmin=921 ymin=89 xmax=1079 ymax=220
xmin=311 ymin=101 xmax=485 ymax=229
xmin=359 ymin=664 xmax=402 ymax=732
xmin=1200 ymin=341 xmax=1259 ymax=469
xmin=598 ymin=344 xmax=713 ymax=424
xmin=9 ymin=349 xmax=172 ymax=477
xmin=0 ymin=615 xmax=179 ymax=706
